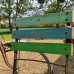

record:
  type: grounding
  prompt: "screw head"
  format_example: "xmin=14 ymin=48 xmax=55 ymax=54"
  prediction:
xmin=64 ymin=48 xmax=67 ymax=51
xmin=65 ymin=12 xmax=69 ymax=15
xmin=65 ymin=19 xmax=68 ymax=21
xmin=64 ymin=32 xmax=68 ymax=35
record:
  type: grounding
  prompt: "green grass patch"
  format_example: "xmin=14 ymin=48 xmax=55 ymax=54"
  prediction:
xmin=0 ymin=28 xmax=46 ymax=32
xmin=0 ymin=33 xmax=11 ymax=40
xmin=0 ymin=28 xmax=10 ymax=32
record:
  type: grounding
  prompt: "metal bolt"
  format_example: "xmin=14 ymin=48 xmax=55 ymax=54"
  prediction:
xmin=65 ymin=12 xmax=69 ymax=15
xmin=13 ymin=46 xmax=15 ymax=47
xmin=37 ymin=18 xmax=40 ymax=21
xmin=64 ymin=48 xmax=67 ymax=51
xmin=65 ymin=19 xmax=68 ymax=21
xmin=30 ymin=19 xmax=32 ymax=21
xmin=64 ymin=32 xmax=68 ymax=35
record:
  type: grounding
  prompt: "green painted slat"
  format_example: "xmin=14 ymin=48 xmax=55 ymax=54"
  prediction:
xmin=13 ymin=11 xmax=72 ymax=27
xmin=11 ymin=42 xmax=71 ymax=55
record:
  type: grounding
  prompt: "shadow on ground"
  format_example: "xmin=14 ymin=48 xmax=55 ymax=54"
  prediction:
xmin=44 ymin=55 xmax=74 ymax=74
xmin=0 ymin=51 xmax=74 ymax=74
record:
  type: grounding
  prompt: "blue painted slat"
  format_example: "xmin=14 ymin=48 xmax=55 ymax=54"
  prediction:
xmin=12 ymin=28 xmax=72 ymax=39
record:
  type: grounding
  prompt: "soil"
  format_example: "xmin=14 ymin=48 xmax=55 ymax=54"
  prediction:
xmin=0 ymin=39 xmax=74 ymax=74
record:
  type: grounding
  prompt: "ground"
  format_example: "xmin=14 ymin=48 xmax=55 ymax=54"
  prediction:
xmin=0 ymin=39 xmax=74 ymax=74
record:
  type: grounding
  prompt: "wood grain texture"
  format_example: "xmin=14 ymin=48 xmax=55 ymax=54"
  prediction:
xmin=72 ymin=27 xmax=74 ymax=39
xmin=72 ymin=11 xmax=74 ymax=22
xmin=71 ymin=43 xmax=73 ymax=56
xmin=11 ymin=42 xmax=72 ymax=55
xmin=13 ymin=11 xmax=73 ymax=27
xmin=12 ymin=28 xmax=72 ymax=39
xmin=19 ymin=39 xmax=66 ymax=43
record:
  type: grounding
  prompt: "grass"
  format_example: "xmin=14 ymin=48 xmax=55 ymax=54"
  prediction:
xmin=0 ymin=33 xmax=12 ymax=44
xmin=0 ymin=28 xmax=10 ymax=32
xmin=0 ymin=33 xmax=11 ymax=40
xmin=0 ymin=28 xmax=46 ymax=32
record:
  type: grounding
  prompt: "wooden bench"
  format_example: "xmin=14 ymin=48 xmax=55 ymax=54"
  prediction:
xmin=11 ymin=11 xmax=74 ymax=74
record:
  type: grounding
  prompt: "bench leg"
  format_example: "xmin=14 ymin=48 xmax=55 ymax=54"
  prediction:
xmin=40 ymin=53 xmax=53 ymax=74
xmin=65 ymin=55 xmax=69 ymax=74
xmin=13 ymin=50 xmax=18 ymax=74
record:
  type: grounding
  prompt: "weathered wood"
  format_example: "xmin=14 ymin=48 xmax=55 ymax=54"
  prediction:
xmin=11 ymin=42 xmax=73 ymax=56
xmin=13 ymin=11 xmax=74 ymax=27
xmin=72 ymin=11 xmax=74 ymax=22
xmin=71 ymin=43 xmax=73 ymax=56
xmin=12 ymin=28 xmax=72 ymax=39
xmin=72 ymin=27 xmax=74 ymax=39
xmin=18 ymin=39 xmax=65 ymax=43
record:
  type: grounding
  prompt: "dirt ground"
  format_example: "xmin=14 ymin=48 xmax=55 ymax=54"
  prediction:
xmin=0 ymin=39 xmax=74 ymax=74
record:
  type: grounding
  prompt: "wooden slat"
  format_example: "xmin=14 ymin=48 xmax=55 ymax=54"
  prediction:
xmin=11 ymin=42 xmax=73 ymax=56
xmin=12 ymin=28 xmax=72 ymax=39
xmin=18 ymin=39 xmax=65 ymax=43
xmin=72 ymin=11 xmax=74 ymax=22
xmin=72 ymin=27 xmax=74 ymax=39
xmin=71 ymin=43 xmax=73 ymax=56
xmin=13 ymin=11 xmax=74 ymax=27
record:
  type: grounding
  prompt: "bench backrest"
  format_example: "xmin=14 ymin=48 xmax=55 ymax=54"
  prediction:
xmin=11 ymin=11 xmax=74 ymax=56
